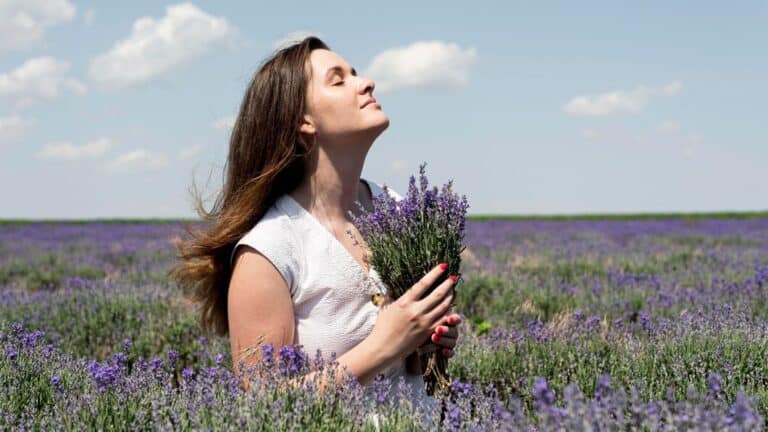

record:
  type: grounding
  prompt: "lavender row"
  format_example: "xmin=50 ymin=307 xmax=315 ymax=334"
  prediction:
xmin=2 ymin=321 xmax=764 ymax=431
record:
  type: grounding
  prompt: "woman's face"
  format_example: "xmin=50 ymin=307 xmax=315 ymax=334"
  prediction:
xmin=302 ymin=49 xmax=389 ymax=143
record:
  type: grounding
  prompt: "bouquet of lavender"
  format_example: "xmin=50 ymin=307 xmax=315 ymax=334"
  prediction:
xmin=349 ymin=162 xmax=469 ymax=396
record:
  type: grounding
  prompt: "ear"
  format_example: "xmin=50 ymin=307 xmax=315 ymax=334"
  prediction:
xmin=299 ymin=115 xmax=315 ymax=135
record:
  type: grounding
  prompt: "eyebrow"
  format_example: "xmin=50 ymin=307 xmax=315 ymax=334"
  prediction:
xmin=325 ymin=65 xmax=357 ymax=80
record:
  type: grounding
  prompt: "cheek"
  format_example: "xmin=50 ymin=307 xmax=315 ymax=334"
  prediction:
xmin=312 ymin=93 xmax=355 ymax=133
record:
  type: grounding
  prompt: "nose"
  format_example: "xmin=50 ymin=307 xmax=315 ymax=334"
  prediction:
xmin=359 ymin=77 xmax=375 ymax=95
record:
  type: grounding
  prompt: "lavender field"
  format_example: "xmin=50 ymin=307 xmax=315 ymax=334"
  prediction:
xmin=2 ymin=217 xmax=768 ymax=430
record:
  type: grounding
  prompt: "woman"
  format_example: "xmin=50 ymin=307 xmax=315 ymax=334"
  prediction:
xmin=170 ymin=36 xmax=461 ymax=420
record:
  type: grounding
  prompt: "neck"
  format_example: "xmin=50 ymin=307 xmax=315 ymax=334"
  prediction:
xmin=290 ymin=139 xmax=371 ymax=222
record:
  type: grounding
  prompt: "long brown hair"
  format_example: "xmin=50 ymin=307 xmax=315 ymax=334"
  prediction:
xmin=168 ymin=36 xmax=329 ymax=337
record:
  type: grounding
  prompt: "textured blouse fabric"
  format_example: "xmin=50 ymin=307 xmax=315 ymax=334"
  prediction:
xmin=229 ymin=179 xmax=438 ymax=423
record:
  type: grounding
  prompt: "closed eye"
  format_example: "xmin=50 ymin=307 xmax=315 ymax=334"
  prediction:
xmin=334 ymin=81 xmax=344 ymax=86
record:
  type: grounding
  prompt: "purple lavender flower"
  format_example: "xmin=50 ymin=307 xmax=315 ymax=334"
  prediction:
xmin=448 ymin=406 xmax=462 ymax=429
xmin=532 ymin=377 xmax=555 ymax=407
xmin=585 ymin=315 xmax=601 ymax=328
xmin=21 ymin=330 xmax=45 ymax=348
xmin=112 ymin=351 xmax=128 ymax=368
xmin=348 ymin=162 xmax=469 ymax=395
xmin=277 ymin=345 xmax=306 ymax=376
xmin=148 ymin=355 xmax=164 ymax=371
xmin=166 ymin=349 xmax=179 ymax=368
xmin=372 ymin=374 xmax=389 ymax=404
xmin=707 ymin=371 xmax=723 ymax=398
xmin=261 ymin=343 xmax=275 ymax=369
xmin=182 ymin=366 xmax=195 ymax=382
xmin=349 ymin=161 xmax=469 ymax=298
xmin=595 ymin=374 xmax=611 ymax=400
xmin=11 ymin=322 xmax=23 ymax=335
xmin=88 ymin=360 xmax=120 ymax=391
xmin=638 ymin=310 xmax=652 ymax=333
xmin=450 ymin=379 xmax=473 ymax=397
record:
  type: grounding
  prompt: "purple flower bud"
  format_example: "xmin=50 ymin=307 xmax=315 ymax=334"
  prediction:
xmin=51 ymin=375 xmax=61 ymax=387
xmin=166 ymin=349 xmax=179 ymax=368
xmin=707 ymin=371 xmax=723 ymax=395
xmin=182 ymin=367 xmax=195 ymax=382
xmin=532 ymin=377 xmax=555 ymax=407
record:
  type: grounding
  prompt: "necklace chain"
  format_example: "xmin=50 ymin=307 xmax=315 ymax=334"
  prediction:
xmin=311 ymin=185 xmax=385 ymax=306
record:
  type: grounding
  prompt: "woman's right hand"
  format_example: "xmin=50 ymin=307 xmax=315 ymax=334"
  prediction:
xmin=366 ymin=263 xmax=457 ymax=364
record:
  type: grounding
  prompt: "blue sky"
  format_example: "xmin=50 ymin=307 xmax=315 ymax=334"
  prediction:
xmin=1 ymin=1 xmax=766 ymax=219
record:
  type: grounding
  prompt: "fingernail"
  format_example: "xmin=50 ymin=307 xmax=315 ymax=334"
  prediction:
xmin=447 ymin=316 xmax=456 ymax=325
xmin=439 ymin=262 xmax=447 ymax=271
xmin=435 ymin=326 xmax=445 ymax=335
xmin=442 ymin=348 xmax=452 ymax=357
xmin=431 ymin=333 xmax=440 ymax=343
xmin=449 ymin=274 xmax=458 ymax=282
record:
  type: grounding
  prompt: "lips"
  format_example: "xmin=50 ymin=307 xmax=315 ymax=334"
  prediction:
xmin=361 ymin=97 xmax=377 ymax=108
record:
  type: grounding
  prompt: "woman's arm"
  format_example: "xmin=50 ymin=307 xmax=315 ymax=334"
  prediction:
xmin=228 ymin=246 xmax=400 ymax=392
xmin=229 ymin=248 xmax=457 ymax=392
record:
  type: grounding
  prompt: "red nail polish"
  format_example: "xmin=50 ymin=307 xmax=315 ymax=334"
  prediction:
xmin=439 ymin=262 xmax=447 ymax=271
xmin=436 ymin=326 xmax=445 ymax=335
xmin=449 ymin=274 xmax=458 ymax=282
xmin=432 ymin=333 xmax=440 ymax=343
xmin=443 ymin=348 xmax=451 ymax=357
xmin=447 ymin=316 xmax=456 ymax=325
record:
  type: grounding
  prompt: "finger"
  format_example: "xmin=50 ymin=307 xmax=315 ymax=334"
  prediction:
xmin=445 ymin=313 xmax=462 ymax=326
xmin=430 ymin=334 xmax=456 ymax=348
xmin=437 ymin=309 xmax=455 ymax=325
xmin=418 ymin=275 xmax=456 ymax=313
xmin=425 ymin=287 xmax=456 ymax=326
xmin=435 ymin=324 xmax=459 ymax=337
xmin=434 ymin=325 xmax=458 ymax=339
xmin=406 ymin=263 xmax=448 ymax=301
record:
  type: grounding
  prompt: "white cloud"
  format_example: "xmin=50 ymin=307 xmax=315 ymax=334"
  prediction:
xmin=0 ymin=115 xmax=33 ymax=143
xmin=89 ymin=3 xmax=235 ymax=89
xmin=0 ymin=0 xmax=76 ymax=52
xmin=563 ymin=80 xmax=683 ymax=116
xmin=177 ymin=144 xmax=203 ymax=160
xmin=271 ymin=31 xmax=322 ymax=51
xmin=211 ymin=115 xmax=235 ymax=130
xmin=0 ymin=57 xmax=86 ymax=109
xmin=35 ymin=137 xmax=112 ymax=160
xmin=363 ymin=40 xmax=478 ymax=94
xmin=102 ymin=148 xmax=169 ymax=172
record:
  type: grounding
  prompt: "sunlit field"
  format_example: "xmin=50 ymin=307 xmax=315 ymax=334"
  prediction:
xmin=2 ymin=214 xmax=767 ymax=430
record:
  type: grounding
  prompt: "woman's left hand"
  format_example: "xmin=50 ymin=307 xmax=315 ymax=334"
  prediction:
xmin=430 ymin=311 xmax=462 ymax=358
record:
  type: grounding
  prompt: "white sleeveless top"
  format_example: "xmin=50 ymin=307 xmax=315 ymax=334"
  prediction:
xmin=229 ymin=178 xmax=438 ymax=417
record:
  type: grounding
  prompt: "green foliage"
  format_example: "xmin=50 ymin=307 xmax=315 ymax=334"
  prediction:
xmin=449 ymin=333 xmax=768 ymax=416
xmin=0 ymin=253 xmax=105 ymax=291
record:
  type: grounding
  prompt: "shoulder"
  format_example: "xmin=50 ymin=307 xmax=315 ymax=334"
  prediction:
xmin=362 ymin=178 xmax=404 ymax=202
xmin=233 ymin=202 xmax=296 ymax=256
xmin=229 ymin=198 xmax=304 ymax=293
